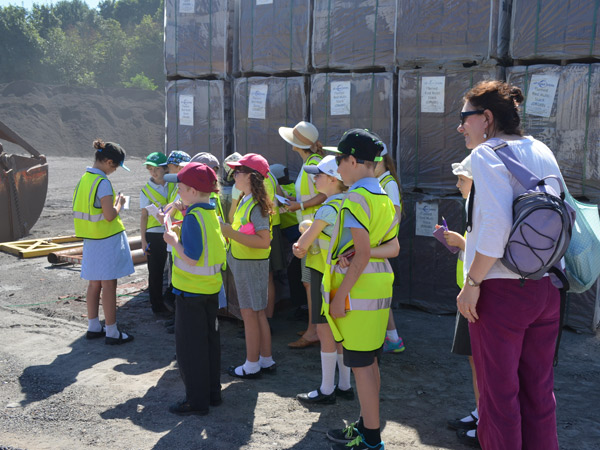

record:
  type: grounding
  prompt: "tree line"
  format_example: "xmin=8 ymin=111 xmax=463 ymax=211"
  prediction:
xmin=0 ymin=0 xmax=164 ymax=90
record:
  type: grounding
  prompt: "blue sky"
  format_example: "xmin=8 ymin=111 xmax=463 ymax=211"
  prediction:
xmin=0 ymin=0 xmax=103 ymax=10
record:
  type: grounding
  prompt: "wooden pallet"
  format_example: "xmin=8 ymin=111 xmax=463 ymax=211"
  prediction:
xmin=0 ymin=235 xmax=83 ymax=258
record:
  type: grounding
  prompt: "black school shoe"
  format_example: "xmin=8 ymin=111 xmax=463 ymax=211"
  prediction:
xmin=169 ymin=400 xmax=209 ymax=416
xmin=448 ymin=412 xmax=478 ymax=430
xmin=261 ymin=363 xmax=277 ymax=374
xmin=335 ymin=386 xmax=355 ymax=401
xmin=86 ymin=328 xmax=105 ymax=339
xmin=297 ymin=388 xmax=336 ymax=404
xmin=227 ymin=365 xmax=261 ymax=379
xmin=456 ymin=429 xmax=481 ymax=448
xmin=105 ymin=331 xmax=134 ymax=345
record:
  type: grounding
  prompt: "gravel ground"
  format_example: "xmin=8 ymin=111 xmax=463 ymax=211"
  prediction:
xmin=0 ymin=156 xmax=599 ymax=450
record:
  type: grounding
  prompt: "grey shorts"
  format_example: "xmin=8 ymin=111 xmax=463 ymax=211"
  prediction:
xmin=451 ymin=310 xmax=472 ymax=356
xmin=269 ymin=225 xmax=286 ymax=272
xmin=300 ymin=255 xmax=311 ymax=284
xmin=310 ymin=269 xmax=328 ymax=325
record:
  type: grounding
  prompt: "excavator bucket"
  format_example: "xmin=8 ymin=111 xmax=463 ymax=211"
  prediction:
xmin=0 ymin=120 xmax=48 ymax=243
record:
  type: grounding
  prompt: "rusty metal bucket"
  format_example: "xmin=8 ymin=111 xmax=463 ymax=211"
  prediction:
xmin=0 ymin=120 xmax=48 ymax=243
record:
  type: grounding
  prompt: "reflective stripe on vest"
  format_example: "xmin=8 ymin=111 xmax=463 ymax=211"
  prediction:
xmin=279 ymin=183 xmax=298 ymax=229
xmin=305 ymin=196 xmax=344 ymax=273
xmin=142 ymin=182 xmax=175 ymax=229
xmin=171 ymin=206 xmax=226 ymax=295
xmin=265 ymin=172 xmax=281 ymax=226
xmin=321 ymin=187 xmax=398 ymax=351
xmin=210 ymin=192 xmax=225 ymax=221
xmin=72 ymin=172 xmax=125 ymax=239
xmin=297 ymin=153 xmax=322 ymax=222
xmin=168 ymin=186 xmax=184 ymax=221
xmin=230 ymin=196 xmax=271 ymax=260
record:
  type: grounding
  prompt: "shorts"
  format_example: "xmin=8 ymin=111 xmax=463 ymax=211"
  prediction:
xmin=451 ymin=310 xmax=472 ymax=356
xmin=310 ymin=268 xmax=328 ymax=325
xmin=300 ymin=255 xmax=311 ymax=284
xmin=343 ymin=346 xmax=383 ymax=368
xmin=269 ymin=225 xmax=286 ymax=272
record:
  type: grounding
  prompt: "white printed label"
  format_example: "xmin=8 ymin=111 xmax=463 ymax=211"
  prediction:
xmin=526 ymin=74 xmax=559 ymax=118
xmin=256 ymin=0 xmax=273 ymax=4
xmin=421 ymin=77 xmax=445 ymax=113
xmin=415 ymin=201 xmax=439 ymax=237
xmin=330 ymin=81 xmax=351 ymax=116
xmin=179 ymin=0 xmax=194 ymax=13
xmin=179 ymin=95 xmax=194 ymax=126
xmin=248 ymin=84 xmax=268 ymax=119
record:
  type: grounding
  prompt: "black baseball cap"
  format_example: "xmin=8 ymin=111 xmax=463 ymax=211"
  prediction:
xmin=323 ymin=128 xmax=384 ymax=162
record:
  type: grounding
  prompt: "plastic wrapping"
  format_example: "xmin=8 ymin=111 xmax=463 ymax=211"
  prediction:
xmin=164 ymin=0 xmax=233 ymax=78
xmin=510 ymin=0 xmax=600 ymax=60
xmin=565 ymin=279 xmax=600 ymax=334
xmin=233 ymin=76 xmax=308 ymax=179
xmin=393 ymin=193 xmax=465 ymax=314
xmin=396 ymin=0 xmax=510 ymax=67
xmin=238 ymin=0 xmax=310 ymax=74
xmin=312 ymin=0 xmax=397 ymax=70
xmin=506 ymin=64 xmax=600 ymax=201
xmin=310 ymin=72 xmax=394 ymax=157
xmin=165 ymin=79 xmax=230 ymax=164
xmin=398 ymin=65 xmax=503 ymax=194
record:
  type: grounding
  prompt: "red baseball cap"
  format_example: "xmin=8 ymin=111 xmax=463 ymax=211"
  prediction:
xmin=164 ymin=162 xmax=218 ymax=193
xmin=227 ymin=153 xmax=270 ymax=178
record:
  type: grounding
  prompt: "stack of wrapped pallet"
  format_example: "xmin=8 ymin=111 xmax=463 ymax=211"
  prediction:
xmin=164 ymin=0 xmax=234 ymax=163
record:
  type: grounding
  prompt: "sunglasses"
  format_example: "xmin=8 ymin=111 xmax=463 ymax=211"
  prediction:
xmin=233 ymin=167 xmax=253 ymax=175
xmin=460 ymin=109 xmax=485 ymax=125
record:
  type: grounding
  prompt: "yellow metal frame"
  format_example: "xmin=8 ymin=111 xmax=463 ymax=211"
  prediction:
xmin=0 ymin=235 xmax=83 ymax=258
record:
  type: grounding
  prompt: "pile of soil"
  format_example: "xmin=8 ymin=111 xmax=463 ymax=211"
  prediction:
xmin=0 ymin=81 xmax=164 ymax=159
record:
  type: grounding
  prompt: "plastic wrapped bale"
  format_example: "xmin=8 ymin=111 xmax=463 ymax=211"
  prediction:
xmin=506 ymin=64 xmax=600 ymax=201
xmin=164 ymin=0 xmax=233 ymax=78
xmin=398 ymin=65 xmax=503 ymax=194
xmin=566 ymin=278 xmax=600 ymax=334
xmin=233 ymin=76 xmax=308 ymax=179
xmin=510 ymin=0 xmax=600 ymax=60
xmin=395 ymin=0 xmax=510 ymax=67
xmin=394 ymin=193 xmax=465 ymax=314
xmin=310 ymin=72 xmax=394 ymax=157
xmin=312 ymin=0 xmax=396 ymax=70
xmin=165 ymin=79 xmax=230 ymax=164
xmin=238 ymin=0 xmax=310 ymax=74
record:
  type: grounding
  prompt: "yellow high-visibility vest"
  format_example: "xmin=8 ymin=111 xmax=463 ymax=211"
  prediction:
xmin=171 ymin=206 xmax=226 ymax=295
xmin=297 ymin=153 xmax=322 ymax=222
xmin=305 ymin=195 xmax=345 ymax=274
xmin=322 ymin=187 xmax=399 ymax=351
xmin=141 ymin=182 xmax=176 ymax=229
xmin=73 ymin=172 xmax=125 ymax=239
xmin=230 ymin=196 xmax=271 ymax=260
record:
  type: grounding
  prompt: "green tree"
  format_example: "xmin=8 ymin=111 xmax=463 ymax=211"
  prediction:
xmin=42 ymin=26 xmax=95 ymax=86
xmin=0 ymin=6 xmax=43 ymax=82
xmin=122 ymin=14 xmax=163 ymax=86
xmin=30 ymin=4 xmax=61 ymax=39
xmin=52 ymin=0 xmax=93 ymax=30
xmin=92 ymin=18 xmax=127 ymax=87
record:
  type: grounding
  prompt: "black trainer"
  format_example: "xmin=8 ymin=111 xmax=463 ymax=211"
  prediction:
xmin=327 ymin=422 xmax=360 ymax=443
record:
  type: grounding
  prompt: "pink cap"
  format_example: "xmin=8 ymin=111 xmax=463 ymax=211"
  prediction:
xmin=164 ymin=162 xmax=218 ymax=193
xmin=227 ymin=153 xmax=270 ymax=178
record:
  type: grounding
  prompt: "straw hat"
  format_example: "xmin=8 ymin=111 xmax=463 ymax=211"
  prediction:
xmin=278 ymin=121 xmax=319 ymax=149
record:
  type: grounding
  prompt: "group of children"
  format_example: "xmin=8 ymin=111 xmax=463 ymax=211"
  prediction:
xmin=72 ymin=123 xmax=412 ymax=450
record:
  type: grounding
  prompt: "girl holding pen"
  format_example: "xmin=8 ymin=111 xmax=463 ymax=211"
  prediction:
xmin=73 ymin=139 xmax=134 ymax=345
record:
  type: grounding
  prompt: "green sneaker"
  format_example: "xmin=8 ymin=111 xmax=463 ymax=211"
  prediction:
xmin=330 ymin=434 xmax=384 ymax=449
xmin=326 ymin=422 xmax=360 ymax=443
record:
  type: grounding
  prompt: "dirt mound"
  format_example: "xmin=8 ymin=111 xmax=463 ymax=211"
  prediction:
xmin=0 ymin=81 xmax=164 ymax=159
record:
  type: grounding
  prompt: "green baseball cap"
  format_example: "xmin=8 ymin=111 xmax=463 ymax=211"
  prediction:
xmin=144 ymin=152 xmax=168 ymax=167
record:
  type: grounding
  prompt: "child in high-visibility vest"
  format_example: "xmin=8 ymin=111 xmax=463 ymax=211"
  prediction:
xmin=443 ymin=155 xmax=480 ymax=444
xmin=322 ymin=129 xmax=399 ymax=450
xmin=73 ymin=139 xmax=134 ymax=345
xmin=140 ymin=152 xmax=172 ymax=315
xmin=278 ymin=121 xmax=326 ymax=348
xmin=163 ymin=162 xmax=226 ymax=415
xmin=220 ymin=153 xmax=276 ymax=378
xmin=373 ymin=144 xmax=406 ymax=354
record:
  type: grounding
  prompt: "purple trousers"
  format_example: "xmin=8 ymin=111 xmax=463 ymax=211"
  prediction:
xmin=469 ymin=277 xmax=560 ymax=450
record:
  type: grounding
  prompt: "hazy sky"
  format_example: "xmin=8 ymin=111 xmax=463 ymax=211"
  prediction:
xmin=0 ymin=0 xmax=103 ymax=10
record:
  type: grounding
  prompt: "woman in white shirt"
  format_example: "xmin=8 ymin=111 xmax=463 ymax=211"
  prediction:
xmin=456 ymin=80 xmax=564 ymax=450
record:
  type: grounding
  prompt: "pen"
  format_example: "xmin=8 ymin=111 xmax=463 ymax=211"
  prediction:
xmin=442 ymin=216 xmax=448 ymax=231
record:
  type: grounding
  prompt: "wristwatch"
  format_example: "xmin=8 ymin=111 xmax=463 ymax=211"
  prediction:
xmin=466 ymin=274 xmax=481 ymax=287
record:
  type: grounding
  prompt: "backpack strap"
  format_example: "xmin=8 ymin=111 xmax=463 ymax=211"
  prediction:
xmin=549 ymin=266 xmax=570 ymax=367
xmin=486 ymin=138 xmax=542 ymax=190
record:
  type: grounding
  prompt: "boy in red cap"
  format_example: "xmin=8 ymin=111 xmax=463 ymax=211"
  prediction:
xmin=163 ymin=162 xmax=227 ymax=415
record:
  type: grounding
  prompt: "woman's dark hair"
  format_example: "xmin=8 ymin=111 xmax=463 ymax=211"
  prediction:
xmin=248 ymin=171 xmax=273 ymax=217
xmin=464 ymin=80 xmax=525 ymax=137
xmin=93 ymin=139 xmax=126 ymax=166
xmin=381 ymin=153 xmax=404 ymax=217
